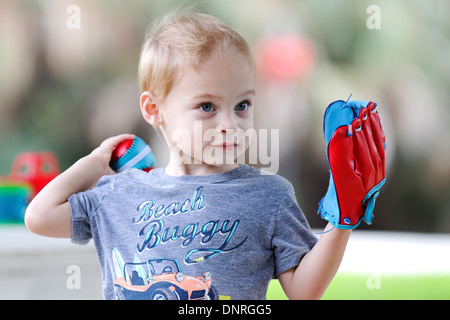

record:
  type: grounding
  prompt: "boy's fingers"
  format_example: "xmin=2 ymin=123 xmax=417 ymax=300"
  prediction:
xmin=91 ymin=134 xmax=136 ymax=167
xmin=101 ymin=133 xmax=135 ymax=150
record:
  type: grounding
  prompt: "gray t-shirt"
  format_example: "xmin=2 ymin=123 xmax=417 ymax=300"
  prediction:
xmin=69 ymin=165 xmax=318 ymax=300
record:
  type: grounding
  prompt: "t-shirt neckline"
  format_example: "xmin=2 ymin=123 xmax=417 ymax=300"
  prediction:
xmin=149 ymin=164 xmax=254 ymax=184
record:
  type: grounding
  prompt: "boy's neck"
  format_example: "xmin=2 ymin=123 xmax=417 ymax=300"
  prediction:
xmin=164 ymin=159 xmax=239 ymax=176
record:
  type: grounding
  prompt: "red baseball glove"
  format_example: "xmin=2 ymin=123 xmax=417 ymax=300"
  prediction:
xmin=318 ymin=99 xmax=386 ymax=229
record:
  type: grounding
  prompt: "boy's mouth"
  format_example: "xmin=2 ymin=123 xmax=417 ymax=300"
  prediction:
xmin=212 ymin=142 xmax=238 ymax=150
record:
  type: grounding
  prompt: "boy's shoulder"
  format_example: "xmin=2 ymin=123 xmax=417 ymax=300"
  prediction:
xmin=237 ymin=165 xmax=294 ymax=193
xmin=243 ymin=165 xmax=290 ymax=182
xmin=92 ymin=169 xmax=145 ymax=190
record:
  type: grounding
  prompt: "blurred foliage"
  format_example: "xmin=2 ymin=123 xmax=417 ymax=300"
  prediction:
xmin=0 ymin=0 xmax=449 ymax=232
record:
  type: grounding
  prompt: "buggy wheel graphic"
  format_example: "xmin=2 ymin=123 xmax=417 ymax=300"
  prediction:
xmin=150 ymin=288 xmax=178 ymax=300
xmin=205 ymin=285 xmax=219 ymax=300
xmin=114 ymin=287 xmax=126 ymax=300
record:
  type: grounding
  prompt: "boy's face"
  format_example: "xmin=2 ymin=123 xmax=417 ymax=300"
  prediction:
xmin=154 ymin=49 xmax=256 ymax=175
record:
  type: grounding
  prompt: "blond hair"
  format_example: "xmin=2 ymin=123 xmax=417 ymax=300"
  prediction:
xmin=138 ymin=11 xmax=254 ymax=100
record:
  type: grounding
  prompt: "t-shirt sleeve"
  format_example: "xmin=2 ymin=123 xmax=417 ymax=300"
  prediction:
xmin=68 ymin=175 xmax=115 ymax=245
xmin=272 ymin=183 xmax=318 ymax=276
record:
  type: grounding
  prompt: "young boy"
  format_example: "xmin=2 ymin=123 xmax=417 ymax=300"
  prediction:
xmin=25 ymin=12 xmax=351 ymax=300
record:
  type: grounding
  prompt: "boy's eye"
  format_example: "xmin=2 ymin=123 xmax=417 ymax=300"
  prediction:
xmin=235 ymin=101 xmax=249 ymax=112
xmin=199 ymin=103 xmax=215 ymax=112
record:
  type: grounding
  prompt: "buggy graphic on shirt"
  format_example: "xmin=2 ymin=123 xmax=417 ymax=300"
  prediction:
xmin=112 ymin=247 xmax=219 ymax=300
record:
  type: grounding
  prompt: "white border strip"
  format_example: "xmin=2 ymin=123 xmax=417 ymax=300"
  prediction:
xmin=117 ymin=146 xmax=151 ymax=173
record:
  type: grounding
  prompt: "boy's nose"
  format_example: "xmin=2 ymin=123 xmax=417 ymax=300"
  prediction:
xmin=216 ymin=113 xmax=238 ymax=133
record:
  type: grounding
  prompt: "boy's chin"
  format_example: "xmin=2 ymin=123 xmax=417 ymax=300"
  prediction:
xmin=201 ymin=154 xmax=240 ymax=167
xmin=202 ymin=146 xmax=246 ymax=164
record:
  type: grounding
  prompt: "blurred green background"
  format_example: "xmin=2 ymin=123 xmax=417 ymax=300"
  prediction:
xmin=0 ymin=0 xmax=449 ymax=233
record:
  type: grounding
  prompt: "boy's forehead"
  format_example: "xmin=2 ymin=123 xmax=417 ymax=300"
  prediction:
xmin=185 ymin=45 xmax=254 ymax=74
xmin=175 ymin=53 xmax=256 ymax=99
xmin=188 ymin=49 xmax=253 ymax=80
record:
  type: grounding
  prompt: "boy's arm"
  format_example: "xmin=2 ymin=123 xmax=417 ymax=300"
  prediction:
xmin=277 ymin=222 xmax=351 ymax=300
xmin=25 ymin=134 xmax=134 ymax=238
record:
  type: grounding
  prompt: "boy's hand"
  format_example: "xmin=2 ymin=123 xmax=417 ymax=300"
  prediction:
xmin=89 ymin=134 xmax=136 ymax=177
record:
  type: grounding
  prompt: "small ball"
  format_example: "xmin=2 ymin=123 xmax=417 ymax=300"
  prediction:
xmin=109 ymin=136 xmax=155 ymax=173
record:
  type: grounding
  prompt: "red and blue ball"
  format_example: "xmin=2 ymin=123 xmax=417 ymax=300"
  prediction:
xmin=109 ymin=136 xmax=155 ymax=173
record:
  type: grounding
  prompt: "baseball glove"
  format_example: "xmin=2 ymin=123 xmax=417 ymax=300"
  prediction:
xmin=318 ymin=99 xmax=386 ymax=229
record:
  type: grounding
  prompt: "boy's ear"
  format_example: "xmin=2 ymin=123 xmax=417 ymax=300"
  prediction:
xmin=140 ymin=91 xmax=163 ymax=126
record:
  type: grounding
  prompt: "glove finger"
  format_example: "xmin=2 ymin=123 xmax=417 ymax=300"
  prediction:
xmin=360 ymin=106 xmax=384 ymax=185
xmin=368 ymin=102 xmax=386 ymax=179
xmin=352 ymin=117 xmax=376 ymax=190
